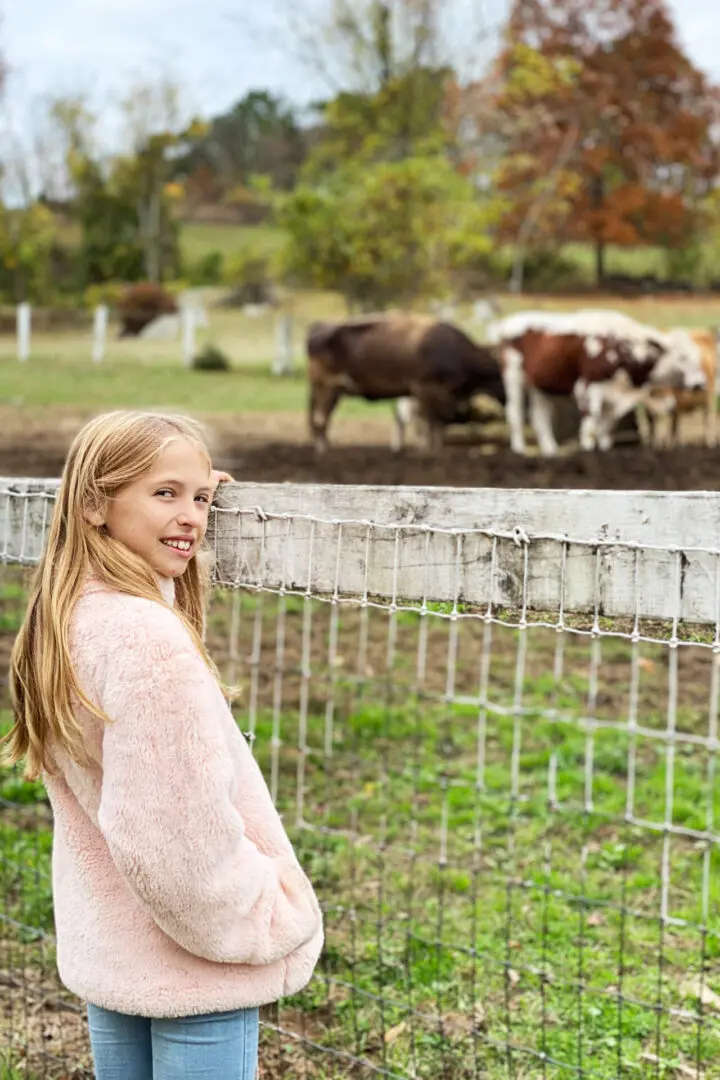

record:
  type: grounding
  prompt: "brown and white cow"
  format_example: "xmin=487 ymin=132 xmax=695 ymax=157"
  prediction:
xmin=306 ymin=313 xmax=506 ymax=453
xmin=488 ymin=311 xmax=706 ymax=455
xmin=640 ymin=328 xmax=718 ymax=448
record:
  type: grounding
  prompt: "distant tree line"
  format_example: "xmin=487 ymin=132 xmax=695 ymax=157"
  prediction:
xmin=1 ymin=0 xmax=720 ymax=308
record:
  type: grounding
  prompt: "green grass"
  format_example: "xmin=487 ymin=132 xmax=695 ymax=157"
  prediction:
xmin=2 ymin=290 xmax=720 ymax=421
xmin=180 ymin=222 xmax=287 ymax=264
xmin=175 ymin=222 xmax=716 ymax=286
xmin=0 ymin=356 xmax=308 ymax=413
xmin=0 ymin=354 xmax=394 ymax=420
xmin=0 ymin=1057 xmax=31 ymax=1080
xmin=4 ymin=577 xmax=720 ymax=1079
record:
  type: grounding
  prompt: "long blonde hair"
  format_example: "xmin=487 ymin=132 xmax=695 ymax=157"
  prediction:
xmin=2 ymin=410 xmax=222 ymax=780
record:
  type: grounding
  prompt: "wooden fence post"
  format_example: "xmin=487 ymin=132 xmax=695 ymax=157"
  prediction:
xmin=181 ymin=307 xmax=196 ymax=367
xmin=272 ymin=312 xmax=295 ymax=375
xmin=17 ymin=303 xmax=31 ymax=362
xmin=92 ymin=305 xmax=109 ymax=363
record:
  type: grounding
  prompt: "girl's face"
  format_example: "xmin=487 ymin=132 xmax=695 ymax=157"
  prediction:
xmin=100 ymin=439 xmax=214 ymax=578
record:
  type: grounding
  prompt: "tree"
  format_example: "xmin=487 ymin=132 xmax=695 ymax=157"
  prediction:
xmin=278 ymin=154 xmax=495 ymax=309
xmin=237 ymin=0 xmax=501 ymax=172
xmin=71 ymin=159 xmax=148 ymax=285
xmin=27 ymin=92 xmax=177 ymax=287
xmin=305 ymin=64 xmax=454 ymax=175
xmin=30 ymin=95 xmax=97 ymax=206
xmin=0 ymin=124 xmax=59 ymax=302
xmin=179 ymin=91 xmax=306 ymax=197
xmin=251 ymin=0 xmax=497 ymax=95
xmin=117 ymin=79 xmax=200 ymax=281
xmin=0 ymin=201 xmax=57 ymax=303
xmin=492 ymin=0 xmax=720 ymax=284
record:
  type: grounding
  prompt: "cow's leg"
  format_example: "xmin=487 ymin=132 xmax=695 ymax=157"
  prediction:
xmin=587 ymin=379 xmax=645 ymax=452
xmin=527 ymin=387 xmax=558 ymax=456
xmin=643 ymin=394 xmax=676 ymax=448
xmin=634 ymin=403 xmax=654 ymax=447
xmin=413 ymin=387 xmax=454 ymax=452
xmin=578 ymin=414 xmax=597 ymax=451
xmin=706 ymin=390 xmax=718 ymax=448
xmin=573 ymin=379 xmax=597 ymax=450
xmin=580 ymin=383 xmax=609 ymax=450
xmin=392 ymin=397 xmax=416 ymax=453
xmin=502 ymin=346 xmax=526 ymax=454
xmin=309 ymin=382 xmax=342 ymax=454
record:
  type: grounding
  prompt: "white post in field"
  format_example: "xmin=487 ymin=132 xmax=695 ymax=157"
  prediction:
xmin=272 ymin=312 xmax=294 ymax=375
xmin=181 ymin=307 xmax=196 ymax=367
xmin=92 ymin=305 xmax=109 ymax=363
xmin=17 ymin=303 xmax=31 ymax=362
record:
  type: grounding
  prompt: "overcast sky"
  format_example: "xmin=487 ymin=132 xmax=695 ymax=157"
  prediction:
xmin=4 ymin=0 xmax=720 ymax=144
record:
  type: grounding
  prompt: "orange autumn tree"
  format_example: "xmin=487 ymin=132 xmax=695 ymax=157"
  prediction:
xmin=493 ymin=0 xmax=720 ymax=284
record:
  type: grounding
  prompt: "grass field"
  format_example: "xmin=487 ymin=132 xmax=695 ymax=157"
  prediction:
xmin=180 ymin=222 xmax=287 ymax=264
xmin=2 ymin=292 xmax=720 ymax=420
xmin=175 ymin=222 xmax=716 ymax=285
xmin=2 ymin=567 xmax=720 ymax=1078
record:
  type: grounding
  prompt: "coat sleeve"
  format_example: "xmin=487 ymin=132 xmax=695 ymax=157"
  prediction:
xmin=95 ymin=602 xmax=322 ymax=966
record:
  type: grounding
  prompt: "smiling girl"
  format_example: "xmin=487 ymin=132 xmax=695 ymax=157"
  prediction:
xmin=1 ymin=411 xmax=323 ymax=1080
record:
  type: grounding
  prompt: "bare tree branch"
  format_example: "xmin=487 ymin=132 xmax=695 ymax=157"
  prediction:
xmin=229 ymin=0 xmax=506 ymax=97
xmin=509 ymin=119 xmax=582 ymax=294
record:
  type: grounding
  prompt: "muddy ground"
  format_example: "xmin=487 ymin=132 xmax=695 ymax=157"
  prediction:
xmin=0 ymin=405 xmax=718 ymax=490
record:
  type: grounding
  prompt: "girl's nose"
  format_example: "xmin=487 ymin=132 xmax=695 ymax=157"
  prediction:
xmin=177 ymin=499 xmax=205 ymax=527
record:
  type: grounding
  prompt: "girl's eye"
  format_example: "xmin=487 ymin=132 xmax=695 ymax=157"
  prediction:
xmin=195 ymin=495 xmax=210 ymax=505
xmin=155 ymin=489 xmax=174 ymax=498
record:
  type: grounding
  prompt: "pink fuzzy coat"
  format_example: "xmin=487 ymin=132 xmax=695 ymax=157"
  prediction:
xmin=43 ymin=575 xmax=323 ymax=1018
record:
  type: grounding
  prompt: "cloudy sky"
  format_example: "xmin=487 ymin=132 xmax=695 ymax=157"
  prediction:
xmin=4 ymin=0 xmax=720 ymax=144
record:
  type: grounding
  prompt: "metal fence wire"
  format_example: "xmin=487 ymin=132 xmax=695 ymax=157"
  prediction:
xmin=1 ymin=478 xmax=720 ymax=1079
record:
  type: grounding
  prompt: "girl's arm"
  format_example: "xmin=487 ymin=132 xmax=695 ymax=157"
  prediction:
xmin=96 ymin=602 xmax=322 ymax=966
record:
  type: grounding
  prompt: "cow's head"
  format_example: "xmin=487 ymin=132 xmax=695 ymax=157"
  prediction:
xmin=582 ymin=334 xmax=659 ymax=386
xmin=648 ymin=330 xmax=706 ymax=391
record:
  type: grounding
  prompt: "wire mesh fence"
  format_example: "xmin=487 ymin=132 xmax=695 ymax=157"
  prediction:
xmin=2 ymin=478 xmax=720 ymax=1079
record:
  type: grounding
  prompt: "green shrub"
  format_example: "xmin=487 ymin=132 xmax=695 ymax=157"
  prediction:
xmin=186 ymin=250 xmax=225 ymax=286
xmin=222 ymin=247 xmax=279 ymax=305
xmin=83 ymin=281 xmax=127 ymax=310
xmin=191 ymin=344 xmax=231 ymax=372
xmin=521 ymin=249 xmax=588 ymax=290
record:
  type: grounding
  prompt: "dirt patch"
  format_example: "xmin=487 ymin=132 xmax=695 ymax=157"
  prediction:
xmin=215 ymin=440 xmax=720 ymax=490
xmin=0 ymin=406 xmax=719 ymax=491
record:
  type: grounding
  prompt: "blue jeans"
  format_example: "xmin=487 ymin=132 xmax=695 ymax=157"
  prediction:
xmin=87 ymin=1003 xmax=259 ymax=1080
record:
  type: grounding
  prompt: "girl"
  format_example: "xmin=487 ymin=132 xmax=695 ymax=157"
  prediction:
xmin=2 ymin=410 xmax=323 ymax=1080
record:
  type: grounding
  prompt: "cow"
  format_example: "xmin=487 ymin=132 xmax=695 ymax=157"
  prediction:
xmin=306 ymin=313 xmax=506 ymax=454
xmin=488 ymin=311 xmax=706 ymax=455
xmin=640 ymin=328 xmax=718 ymax=448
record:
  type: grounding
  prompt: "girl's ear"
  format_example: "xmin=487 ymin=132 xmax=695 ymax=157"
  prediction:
xmin=83 ymin=499 xmax=106 ymax=528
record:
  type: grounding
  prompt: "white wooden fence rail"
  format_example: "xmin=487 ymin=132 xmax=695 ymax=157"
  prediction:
xmin=3 ymin=479 xmax=720 ymax=626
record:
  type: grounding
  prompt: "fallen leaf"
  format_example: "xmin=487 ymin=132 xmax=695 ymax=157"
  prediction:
xmin=442 ymin=1003 xmax=487 ymax=1033
xmin=384 ymin=1021 xmax=407 ymax=1044
xmin=640 ymin=1051 xmax=699 ymax=1078
xmin=680 ymin=977 xmax=720 ymax=1012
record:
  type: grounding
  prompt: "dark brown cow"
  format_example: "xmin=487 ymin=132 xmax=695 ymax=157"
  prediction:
xmin=306 ymin=313 xmax=506 ymax=453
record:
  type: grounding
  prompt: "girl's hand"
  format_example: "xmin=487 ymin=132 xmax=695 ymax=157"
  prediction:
xmin=210 ymin=469 xmax=234 ymax=495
